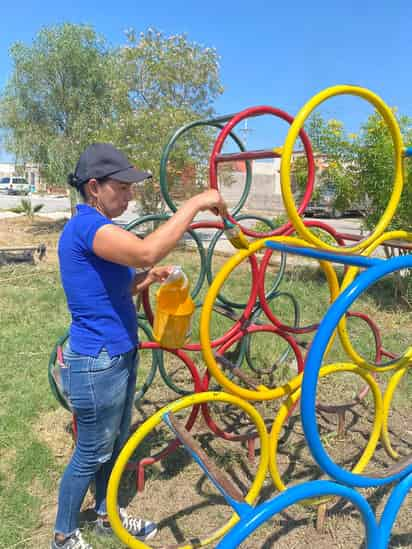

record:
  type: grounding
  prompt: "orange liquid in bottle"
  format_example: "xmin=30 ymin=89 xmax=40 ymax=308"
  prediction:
xmin=153 ymin=267 xmax=195 ymax=349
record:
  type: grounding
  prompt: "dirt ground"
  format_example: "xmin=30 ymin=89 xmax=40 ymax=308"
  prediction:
xmin=2 ymin=216 xmax=411 ymax=548
xmin=0 ymin=215 xmax=64 ymax=258
xmin=34 ymin=376 xmax=411 ymax=549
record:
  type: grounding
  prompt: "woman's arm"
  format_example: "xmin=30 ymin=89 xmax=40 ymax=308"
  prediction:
xmin=92 ymin=190 xmax=227 ymax=268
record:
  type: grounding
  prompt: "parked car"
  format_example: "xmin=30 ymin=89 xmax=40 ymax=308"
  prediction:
xmin=302 ymin=184 xmax=368 ymax=218
xmin=0 ymin=178 xmax=9 ymax=194
xmin=0 ymin=176 xmax=30 ymax=195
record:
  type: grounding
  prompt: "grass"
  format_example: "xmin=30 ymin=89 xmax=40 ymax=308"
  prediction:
xmin=0 ymin=220 xmax=411 ymax=548
xmin=0 ymin=262 xmax=70 ymax=547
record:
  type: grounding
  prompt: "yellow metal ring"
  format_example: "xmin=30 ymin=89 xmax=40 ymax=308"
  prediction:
xmin=381 ymin=366 xmax=410 ymax=460
xmin=107 ymin=391 xmax=269 ymax=548
xmin=200 ymin=236 xmax=341 ymax=401
xmin=338 ymin=231 xmax=412 ymax=370
xmin=269 ymin=363 xmax=383 ymax=504
xmin=280 ymin=85 xmax=404 ymax=252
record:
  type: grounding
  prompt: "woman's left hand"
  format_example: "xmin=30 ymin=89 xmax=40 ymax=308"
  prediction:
xmin=132 ymin=265 xmax=173 ymax=294
xmin=147 ymin=265 xmax=173 ymax=284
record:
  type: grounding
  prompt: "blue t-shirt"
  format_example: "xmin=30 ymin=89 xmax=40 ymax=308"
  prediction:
xmin=58 ymin=204 xmax=138 ymax=357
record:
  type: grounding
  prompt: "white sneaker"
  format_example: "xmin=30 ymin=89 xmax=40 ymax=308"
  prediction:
xmin=95 ymin=508 xmax=157 ymax=541
xmin=51 ymin=529 xmax=93 ymax=549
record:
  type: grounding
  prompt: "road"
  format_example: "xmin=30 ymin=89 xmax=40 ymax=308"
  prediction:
xmin=0 ymin=193 xmax=363 ymax=237
xmin=0 ymin=192 xmax=70 ymax=214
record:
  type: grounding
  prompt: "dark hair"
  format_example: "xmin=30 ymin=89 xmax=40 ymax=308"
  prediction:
xmin=67 ymin=173 xmax=110 ymax=200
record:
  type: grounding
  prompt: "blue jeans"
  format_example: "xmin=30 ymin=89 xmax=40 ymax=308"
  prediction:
xmin=54 ymin=342 xmax=138 ymax=537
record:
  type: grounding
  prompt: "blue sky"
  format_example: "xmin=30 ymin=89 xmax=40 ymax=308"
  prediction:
xmin=0 ymin=0 xmax=410 ymax=160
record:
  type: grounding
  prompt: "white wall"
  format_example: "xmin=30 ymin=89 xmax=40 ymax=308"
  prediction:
xmin=219 ymin=159 xmax=283 ymax=213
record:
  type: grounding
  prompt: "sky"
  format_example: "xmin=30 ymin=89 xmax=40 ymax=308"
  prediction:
xmin=0 ymin=0 xmax=411 ymax=160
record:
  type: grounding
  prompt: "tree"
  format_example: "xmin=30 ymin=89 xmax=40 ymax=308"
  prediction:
xmin=356 ymin=111 xmax=412 ymax=231
xmin=102 ymin=28 xmax=224 ymax=215
xmin=292 ymin=112 xmax=359 ymax=213
xmin=0 ymin=23 xmax=117 ymax=211
xmin=0 ymin=25 xmax=225 ymax=217
xmin=292 ymin=109 xmax=412 ymax=230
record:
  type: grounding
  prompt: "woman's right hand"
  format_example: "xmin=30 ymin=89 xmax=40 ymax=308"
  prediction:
xmin=193 ymin=189 xmax=229 ymax=217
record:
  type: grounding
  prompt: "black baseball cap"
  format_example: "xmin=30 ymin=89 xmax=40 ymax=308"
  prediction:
xmin=68 ymin=143 xmax=152 ymax=189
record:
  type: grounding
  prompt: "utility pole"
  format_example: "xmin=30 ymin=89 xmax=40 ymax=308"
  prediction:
xmin=239 ymin=120 xmax=254 ymax=148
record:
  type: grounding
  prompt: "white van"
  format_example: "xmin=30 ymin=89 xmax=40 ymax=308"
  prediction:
xmin=0 ymin=176 xmax=30 ymax=195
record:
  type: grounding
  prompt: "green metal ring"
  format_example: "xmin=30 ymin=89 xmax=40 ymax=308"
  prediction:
xmin=48 ymin=331 xmax=70 ymax=411
xmin=134 ymin=320 xmax=161 ymax=403
xmin=243 ymin=294 xmax=300 ymax=375
xmin=159 ymin=119 xmax=252 ymax=216
xmin=206 ymin=214 xmax=286 ymax=309
xmin=156 ymin=351 xmax=195 ymax=396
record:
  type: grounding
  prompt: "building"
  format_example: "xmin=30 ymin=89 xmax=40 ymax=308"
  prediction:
xmin=219 ymin=152 xmax=326 ymax=215
xmin=219 ymin=157 xmax=294 ymax=214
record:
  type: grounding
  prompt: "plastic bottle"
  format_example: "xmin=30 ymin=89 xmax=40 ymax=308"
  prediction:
xmin=153 ymin=266 xmax=195 ymax=349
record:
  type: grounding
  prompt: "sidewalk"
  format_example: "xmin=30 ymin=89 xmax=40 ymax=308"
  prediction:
xmin=0 ymin=211 xmax=70 ymax=220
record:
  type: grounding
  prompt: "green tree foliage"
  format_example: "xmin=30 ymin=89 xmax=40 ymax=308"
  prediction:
xmin=356 ymin=111 xmax=412 ymax=231
xmin=0 ymin=23 xmax=117 ymax=193
xmin=1 ymin=25 xmax=224 ymax=216
xmin=292 ymin=113 xmax=358 ymax=212
xmin=293 ymin=110 xmax=412 ymax=231
xmin=102 ymin=27 xmax=223 ymax=215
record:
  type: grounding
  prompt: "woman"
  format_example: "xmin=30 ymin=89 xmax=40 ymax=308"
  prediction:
xmin=52 ymin=143 xmax=228 ymax=549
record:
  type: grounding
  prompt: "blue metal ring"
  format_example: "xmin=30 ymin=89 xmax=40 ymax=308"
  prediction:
xmin=216 ymin=480 xmax=379 ymax=548
xmin=378 ymin=472 xmax=412 ymax=546
xmin=265 ymin=241 xmax=382 ymax=268
xmin=301 ymin=254 xmax=412 ymax=488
